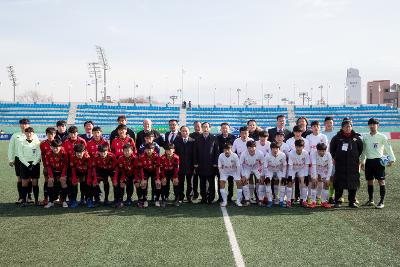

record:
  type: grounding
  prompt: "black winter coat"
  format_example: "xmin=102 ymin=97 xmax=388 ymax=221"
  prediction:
xmin=193 ymin=134 xmax=219 ymax=176
xmin=330 ymin=130 xmax=363 ymax=190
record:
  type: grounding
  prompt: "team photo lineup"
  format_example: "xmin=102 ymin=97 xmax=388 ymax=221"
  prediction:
xmin=9 ymin=114 xmax=396 ymax=210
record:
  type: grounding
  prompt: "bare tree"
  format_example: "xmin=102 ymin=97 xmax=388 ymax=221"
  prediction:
xmin=17 ymin=90 xmax=53 ymax=103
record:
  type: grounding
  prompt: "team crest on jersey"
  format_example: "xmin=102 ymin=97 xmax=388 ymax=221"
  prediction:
xmin=373 ymin=143 xmax=378 ymax=149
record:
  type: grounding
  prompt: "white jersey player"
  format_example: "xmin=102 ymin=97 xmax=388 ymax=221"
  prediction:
xmin=239 ymin=141 xmax=264 ymax=206
xmin=306 ymin=121 xmax=328 ymax=153
xmin=232 ymin=126 xmax=254 ymax=158
xmin=218 ymin=143 xmax=241 ymax=207
xmin=286 ymin=126 xmax=310 ymax=152
xmin=288 ymin=139 xmax=310 ymax=207
xmin=261 ymin=142 xmax=287 ymax=207
xmin=309 ymin=143 xmax=333 ymax=208
xmin=256 ymin=131 xmax=271 ymax=156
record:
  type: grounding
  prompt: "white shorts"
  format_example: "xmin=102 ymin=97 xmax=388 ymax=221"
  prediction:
xmin=264 ymin=170 xmax=285 ymax=180
xmin=220 ymin=172 xmax=240 ymax=181
xmin=288 ymin=169 xmax=307 ymax=178
xmin=241 ymin=169 xmax=261 ymax=179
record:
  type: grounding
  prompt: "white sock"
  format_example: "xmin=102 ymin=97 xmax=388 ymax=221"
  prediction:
xmin=242 ymin=185 xmax=250 ymax=201
xmin=249 ymin=184 xmax=255 ymax=199
xmin=257 ymin=184 xmax=265 ymax=201
xmin=322 ymin=189 xmax=329 ymax=202
xmin=236 ymin=188 xmax=242 ymax=203
xmin=286 ymin=187 xmax=293 ymax=201
xmin=220 ymin=188 xmax=227 ymax=203
xmin=311 ymin=189 xmax=317 ymax=202
xmin=301 ymin=186 xmax=308 ymax=201
xmin=265 ymin=184 xmax=272 ymax=201
xmin=279 ymin=186 xmax=286 ymax=202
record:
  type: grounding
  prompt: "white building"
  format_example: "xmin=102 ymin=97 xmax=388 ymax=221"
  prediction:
xmin=346 ymin=68 xmax=363 ymax=105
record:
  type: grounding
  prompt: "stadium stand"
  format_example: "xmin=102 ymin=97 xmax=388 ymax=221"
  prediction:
xmin=294 ymin=105 xmax=400 ymax=127
xmin=0 ymin=102 xmax=69 ymax=125
xmin=75 ymin=103 xmax=180 ymax=127
xmin=186 ymin=106 xmax=289 ymax=129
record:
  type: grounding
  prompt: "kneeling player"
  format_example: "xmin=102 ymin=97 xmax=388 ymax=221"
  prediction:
xmin=114 ymin=143 xmax=138 ymax=208
xmin=310 ymin=143 xmax=333 ymax=208
xmin=92 ymin=144 xmax=117 ymax=206
xmin=218 ymin=143 xmax=241 ymax=207
xmin=138 ymin=143 xmax=161 ymax=208
xmin=44 ymin=140 xmax=68 ymax=208
xmin=160 ymin=144 xmax=180 ymax=207
xmin=70 ymin=144 xmax=92 ymax=208
xmin=262 ymin=142 xmax=287 ymax=208
xmin=18 ymin=127 xmax=41 ymax=206
xmin=288 ymin=139 xmax=310 ymax=207
xmin=239 ymin=141 xmax=264 ymax=206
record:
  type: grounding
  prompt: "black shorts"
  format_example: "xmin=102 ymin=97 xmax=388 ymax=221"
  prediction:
xmin=96 ymin=169 xmax=114 ymax=181
xmin=365 ymin=158 xmax=385 ymax=180
xmin=14 ymin=157 xmax=21 ymax=176
xmin=20 ymin=162 xmax=40 ymax=179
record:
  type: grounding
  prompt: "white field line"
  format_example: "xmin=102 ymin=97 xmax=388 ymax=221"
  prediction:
xmin=220 ymin=206 xmax=245 ymax=267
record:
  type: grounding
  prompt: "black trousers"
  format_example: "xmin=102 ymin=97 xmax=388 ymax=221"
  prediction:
xmin=334 ymin=188 xmax=357 ymax=204
xmin=192 ymin=173 xmax=199 ymax=198
xmin=179 ymin=173 xmax=197 ymax=201
xmin=200 ymin=175 xmax=215 ymax=202
xmin=216 ymin=171 xmax=234 ymax=201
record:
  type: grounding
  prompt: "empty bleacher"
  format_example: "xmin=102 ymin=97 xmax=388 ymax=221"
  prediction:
xmin=0 ymin=102 xmax=69 ymax=125
xmin=186 ymin=106 xmax=289 ymax=129
xmin=294 ymin=105 xmax=400 ymax=127
xmin=75 ymin=103 xmax=180 ymax=127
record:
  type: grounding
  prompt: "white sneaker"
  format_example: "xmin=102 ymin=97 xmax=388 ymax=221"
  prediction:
xmin=143 ymin=201 xmax=149 ymax=208
xmin=44 ymin=202 xmax=54 ymax=209
xmin=155 ymin=201 xmax=160 ymax=207
xmin=62 ymin=201 xmax=68 ymax=208
xmin=220 ymin=201 xmax=227 ymax=207
xmin=250 ymin=198 xmax=257 ymax=204
xmin=236 ymin=201 xmax=243 ymax=207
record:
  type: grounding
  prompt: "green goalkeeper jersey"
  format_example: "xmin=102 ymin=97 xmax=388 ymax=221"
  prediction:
xmin=360 ymin=132 xmax=396 ymax=164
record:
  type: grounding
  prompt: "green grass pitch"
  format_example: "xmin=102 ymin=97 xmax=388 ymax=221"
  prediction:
xmin=0 ymin=141 xmax=399 ymax=266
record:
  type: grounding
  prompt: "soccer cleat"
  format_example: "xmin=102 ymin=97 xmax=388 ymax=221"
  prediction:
xmin=115 ymin=202 xmax=124 ymax=209
xmin=334 ymin=203 xmax=341 ymax=208
xmin=307 ymin=197 xmax=312 ymax=205
xmin=44 ymin=202 xmax=54 ymax=209
xmin=328 ymin=197 xmax=335 ymax=204
xmin=136 ymin=201 xmax=144 ymax=208
xmin=258 ymin=202 xmax=266 ymax=207
xmin=124 ymin=199 xmax=133 ymax=206
xmin=174 ymin=200 xmax=182 ymax=207
xmin=349 ymin=202 xmax=359 ymax=208
xmin=87 ymin=199 xmax=94 ymax=208
xmin=363 ymin=200 xmax=375 ymax=207
xmin=266 ymin=201 xmax=273 ymax=208
xmin=155 ymin=201 xmax=161 ymax=207
xmin=308 ymin=201 xmax=317 ymax=209
xmin=54 ymin=198 xmax=61 ymax=205
xmin=35 ymin=201 xmax=41 ymax=206
xmin=339 ymin=197 xmax=344 ymax=203
xmin=250 ymin=198 xmax=257 ymax=204
xmin=236 ymin=201 xmax=243 ymax=207
xmin=376 ymin=201 xmax=384 ymax=209
xmin=70 ymin=200 xmax=78 ymax=208
xmin=143 ymin=201 xmax=149 ymax=208
xmin=279 ymin=201 xmax=285 ymax=208
xmin=274 ymin=198 xmax=280 ymax=205
xmin=355 ymin=198 xmax=360 ymax=205
xmin=302 ymin=200 xmax=308 ymax=208
xmin=103 ymin=200 xmax=110 ymax=206
xmin=220 ymin=201 xmax=227 ymax=207
xmin=40 ymin=199 xmax=48 ymax=206
xmin=62 ymin=201 xmax=68 ymax=208
xmin=316 ymin=198 xmax=321 ymax=206
xmin=161 ymin=201 xmax=167 ymax=208
xmin=27 ymin=194 xmax=34 ymax=203
xmin=321 ymin=202 xmax=332 ymax=209
xmin=286 ymin=200 xmax=292 ymax=208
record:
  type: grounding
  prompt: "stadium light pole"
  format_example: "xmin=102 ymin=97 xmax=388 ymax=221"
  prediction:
xmin=264 ymin=93 xmax=273 ymax=106
xmin=7 ymin=65 xmax=17 ymax=103
xmin=299 ymin=92 xmax=308 ymax=105
xmin=170 ymin=95 xmax=178 ymax=104
xmin=88 ymin=62 xmax=101 ymax=102
xmin=96 ymin=46 xmax=110 ymax=102
xmin=237 ymin=88 xmax=241 ymax=106
xmin=319 ymin=85 xmax=323 ymax=105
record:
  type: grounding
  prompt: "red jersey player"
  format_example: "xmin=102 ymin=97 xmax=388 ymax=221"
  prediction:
xmin=86 ymin=126 xmax=109 ymax=158
xmin=111 ymin=124 xmax=136 ymax=158
xmin=39 ymin=127 xmax=56 ymax=205
xmin=137 ymin=143 xmax=160 ymax=208
xmin=69 ymin=144 xmax=92 ymax=208
xmin=159 ymin=144 xmax=180 ymax=207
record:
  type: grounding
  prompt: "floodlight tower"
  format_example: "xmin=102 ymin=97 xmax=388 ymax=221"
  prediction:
xmin=7 ymin=66 xmax=17 ymax=102
xmin=96 ymin=46 xmax=110 ymax=102
xmin=88 ymin=62 xmax=102 ymax=102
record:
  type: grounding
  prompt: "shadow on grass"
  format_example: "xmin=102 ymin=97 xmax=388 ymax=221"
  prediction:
xmin=0 ymin=200 xmax=364 ymax=218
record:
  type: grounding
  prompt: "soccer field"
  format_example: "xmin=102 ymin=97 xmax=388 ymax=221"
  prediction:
xmin=0 ymin=141 xmax=399 ymax=266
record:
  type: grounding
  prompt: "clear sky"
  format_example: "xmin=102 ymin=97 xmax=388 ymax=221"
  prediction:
xmin=0 ymin=0 xmax=399 ymax=105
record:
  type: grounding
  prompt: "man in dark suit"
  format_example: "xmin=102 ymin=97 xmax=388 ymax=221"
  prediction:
xmin=189 ymin=121 xmax=202 ymax=140
xmin=193 ymin=122 xmax=219 ymax=204
xmin=135 ymin=119 xmax=161 ymax=149
xmin=216 ymin=122 xmax=236 ymax=202
xmin=188 ymin=121 xmax=202 ymax=199
xmin=78 ymin=120 xmax=94 ymax=142
xmin=174 ymin=126 xmax=195 ymax=203
xmin=161 ymin=119 xmax=181 ymax=147
xmin=268 ymin=114 xmax=291 ymax=142
xmin=109 ymin=115 xmax=136 ymax=144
